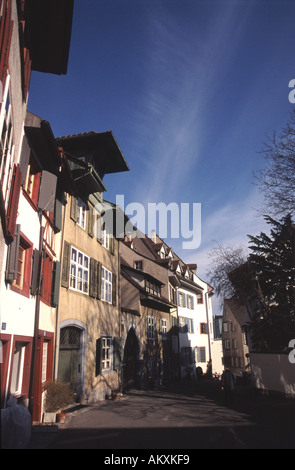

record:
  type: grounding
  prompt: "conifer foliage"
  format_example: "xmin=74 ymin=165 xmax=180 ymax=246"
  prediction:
xmin=247 ymin=214 xmax=295 ymax=352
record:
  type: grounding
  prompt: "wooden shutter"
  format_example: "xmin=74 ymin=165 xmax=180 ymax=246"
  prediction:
xmin=37 ymin=171 xmax=57 ymax=213
xmin=0 ymin=0 xmax=13 ymax=86
xmin=70 ymin=196 xmax=77 ymax=222
xmin=95 ymin=338 xmax=102 ymax=376
xmin=61 ymin=241 xmax=70 ymax=288
xmin=88 ymin=205 xmax=93 ymax=237
xmin=30 ymin=249 xmax=42 ymax=296
xmin=113 ymin=337 xmax=122 ymax=371
xmin=112 ymin=273 xmax=117 ymax=306
xmin=5 ymin=224 xmax=20 ymax=282
xmin=51 ymin=261 xmax=61 ymax=307
xmin=6 ymin=164 xmax=22 ymax=240
xmin=97 ymin=262 xmax=102 ymax=300
xmin=89 ymin=257 xmax=98 ymax=298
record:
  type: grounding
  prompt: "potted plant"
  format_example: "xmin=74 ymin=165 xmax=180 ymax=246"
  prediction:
xmin=43 ymin=381 xmax=74 ymax=423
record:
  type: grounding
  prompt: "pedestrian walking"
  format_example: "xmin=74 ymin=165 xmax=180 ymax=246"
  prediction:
xmin=221 ymin=368 xmax=236 ymax=407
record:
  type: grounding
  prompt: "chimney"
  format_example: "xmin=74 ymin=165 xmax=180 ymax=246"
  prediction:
xmin=151 ymin=229 xmax=157 ymax=243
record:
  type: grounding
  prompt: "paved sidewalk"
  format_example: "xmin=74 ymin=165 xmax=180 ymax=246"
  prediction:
xmin=27 ymin=381 xmax=295 ymax=449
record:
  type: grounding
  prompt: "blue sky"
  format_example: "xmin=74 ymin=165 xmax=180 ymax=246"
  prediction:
xmin=28 ymin=0 xmax=295 ymax=310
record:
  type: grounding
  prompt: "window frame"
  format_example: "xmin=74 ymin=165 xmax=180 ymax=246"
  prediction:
xmin=146 ymin=315 xmax=156 ymax=340
xmin=101 ymin=266 xmax=112 ymax=303
xmin=69 ymin=246 xmax=89 ymax=295
xmin=10 ymin=233 xmax=33 ymax=298
xmin=76 ymin=197 xmax=87 ymax=230
xmin=101 ymin=336 xmax=112 ymax=372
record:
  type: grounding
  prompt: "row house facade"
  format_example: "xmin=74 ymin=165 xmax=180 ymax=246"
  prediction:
xmin=0 ymin=0 xmax=74 ymax=423
xmin=54 ymin=131 xmax=129 ymax=404
xmin=119 ymin=229 xmax=215 ymax=386
xmin=222 ymin=298 xmax=250 ymax=376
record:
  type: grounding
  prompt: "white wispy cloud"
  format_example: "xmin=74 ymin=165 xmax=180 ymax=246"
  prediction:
xmin=130 ymin=1 xmax=255 ymax=206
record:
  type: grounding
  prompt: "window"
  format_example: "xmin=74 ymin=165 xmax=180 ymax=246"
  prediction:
xmin=223 ymin=322 xmax=228 ymax=332
xmin=169 ymin=285 xmax=177 ymax=304
xmin=70 ymin=247 xmax=89 ymax=294
xmin=145 ymin=280 xmax=161 ymax=297
xmin=196 ymin=346 xmax=206 ymax=363
xmin=200 ymin=322 xmax=208 ymax=334
xmin=197 ymin=293 xmax=203 ymax=304
xmin=102 ymin=337 xmax=112 ymax=371
xmin=179 ymin=317 xmax=194 ymax=333
xmin=146 ymin=316 xmax=156 ymax=340
xmin=232 ymin=339 xmax=237 ymax=349
xmin=77 ymin=198 xmax=87 ymax=229
xmin=42 ymin=342 xmax=48 ymax=383
xmin=10 ymin=343 xmax=25 ymax=395
xmin=178 ymin=292 xmax=185 ymax=307
xmin=160 ymin=318 xmax=167 ymax=338
xmin=134 ymin=260 xmax=143 ymax=270
xmin=224 ymin=339 xmax=231 ymax=349
xmin=231 ymin=321 xmax=236 ymax=332
xmin=101 ymin=266 xmax=112 ymax=303
xmin=10 ymin=234 xmax=33 ymax=297
xmin=187 ymin=295 xmax=194 ymax=310
xmin=102 ymin=227 xmax=110 ymax=249
xmin=23 ymin=155 xmax=41 ymax=206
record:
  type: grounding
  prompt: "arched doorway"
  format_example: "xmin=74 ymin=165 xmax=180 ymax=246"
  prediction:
xmin=58 ymin=326 xmax=83 ymax=396
xmin=123 ymin=328 xmax=140 ymax=391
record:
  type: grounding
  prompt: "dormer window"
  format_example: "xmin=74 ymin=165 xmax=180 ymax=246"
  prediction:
xmin=134 ymin=260 xmax=143 ymax=270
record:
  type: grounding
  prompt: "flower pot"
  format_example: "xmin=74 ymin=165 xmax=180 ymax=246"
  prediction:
xmin=111 ymin=392 xmax=121 ymax=401
xmin=43 ymin=412 xmax=56 ymax=424
xmin=56 ymin=412 xmax=67 ymax=424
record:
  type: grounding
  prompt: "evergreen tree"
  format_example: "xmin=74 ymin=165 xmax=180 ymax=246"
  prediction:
xmin=247 ymin=214 xmax=295 ymax=352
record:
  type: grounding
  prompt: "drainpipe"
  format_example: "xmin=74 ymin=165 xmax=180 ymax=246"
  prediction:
xmin=28 ymin=221 xmax=44 ymax=419
xmin=53 ymin=192 xmax=68 ymax=380
xmin=205 ymin=291 xmax=212 ymax=361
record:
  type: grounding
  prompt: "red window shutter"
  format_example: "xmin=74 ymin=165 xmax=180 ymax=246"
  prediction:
xmin=6 ymin=164 xmax=22 ymax=240
xmin=0 ymin=1 xmax=13 ymax=87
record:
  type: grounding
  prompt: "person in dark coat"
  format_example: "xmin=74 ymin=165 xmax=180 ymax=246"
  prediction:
xmin=221 ymin=368 xmax=236 ymax=407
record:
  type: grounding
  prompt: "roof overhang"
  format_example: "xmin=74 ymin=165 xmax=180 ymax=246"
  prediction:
xmin=25 ymin=0 xmax=74 ymax=75
xmin=25 ymin=121 xmax=62 ymax=174
xmin=56 ymin=131 xmax=130 ymax=177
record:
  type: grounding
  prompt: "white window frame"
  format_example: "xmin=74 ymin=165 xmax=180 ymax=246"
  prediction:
xmin=70 ymin=247 xmax=89 ymax=294
xmin=102 ymin=227 xmax=110 ymax=250
xmin=101 ymin=266 xmax=112 ymax=303
xmin=147 ymin=315 xmax=156 ymax=340
xmin=101 ymin=336 xmax=112 ymax=371
xmin=42 ymin=341 xmax=48 ymax=383
xmin=10 ymin=343 xmax=25 ymax=396
xmin=76 ymin=197 xmax=87 ymax=230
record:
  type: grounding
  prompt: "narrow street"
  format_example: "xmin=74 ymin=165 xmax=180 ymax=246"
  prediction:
xmin=28 ymin=380 xmax=295 ymax=450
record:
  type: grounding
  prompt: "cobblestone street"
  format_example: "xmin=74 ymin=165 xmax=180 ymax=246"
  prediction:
xmin=28 ymin=381 xmax=295 ymax=450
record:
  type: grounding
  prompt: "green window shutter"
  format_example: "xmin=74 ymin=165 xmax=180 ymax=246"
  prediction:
xmin=89 ymin=258 xmax=98 ymax=298
xmin=88 ymin=205 xmax=94 ymax=238
xmin=97 ymin=262 xmax=102 ymax=300
xmin=113 ymin=337 xmax=122 ymax=371
xmin=110 ymin=235 xmax=115 ymax=255
xmin=61 ymin=241 xmax=71 ymax=288
xmin=70 ymin=196 xmax=77 ymax=222
xmin=95 ymin=338 xmax=102 ymax=376
xmin=112 ymin=273 xmax=117 ymax=306
xmin=51 ymin=260 xmax=61 ymax=307
xmin=54 ymin=197 xmax=63 ymax=233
